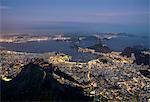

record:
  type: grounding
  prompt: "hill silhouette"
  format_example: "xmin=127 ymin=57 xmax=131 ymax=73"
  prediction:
xmin=121 ymin=46 xmax=150 ymax=65
xmin=1 ymin=63 xmax=92 ymax=101
xmin=88 ymin=43 xmax=111 ymax=53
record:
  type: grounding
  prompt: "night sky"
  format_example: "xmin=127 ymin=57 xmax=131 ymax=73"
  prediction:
xmin=0 ymin=0 xmax=149 ymax=34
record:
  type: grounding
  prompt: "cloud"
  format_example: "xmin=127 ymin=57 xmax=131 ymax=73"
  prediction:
xmin=0 ymin=6 xmax=10 ymax=10
xmin=94 ymin=12 xmax=149 ymax=17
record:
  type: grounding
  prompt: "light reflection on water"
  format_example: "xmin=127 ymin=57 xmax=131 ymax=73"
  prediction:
xmin=0 ymin=35 xmax=149 ymax=61
xmin=0 ymin=40 xmax=98 ymax=62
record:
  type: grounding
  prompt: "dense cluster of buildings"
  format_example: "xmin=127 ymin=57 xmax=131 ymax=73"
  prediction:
xmin=48 ymin=50 xmax=150 ymax=101
xmin=1 ymin=49 xmax=150 ymax=101
xmin=0 ymin=34 xmax=71 ymax=43
xmin=0 ymin=50 xmax=57 ymax=79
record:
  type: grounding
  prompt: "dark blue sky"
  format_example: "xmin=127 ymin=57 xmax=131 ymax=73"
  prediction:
xmin=0 ymin=0 xmax=149 ymax=34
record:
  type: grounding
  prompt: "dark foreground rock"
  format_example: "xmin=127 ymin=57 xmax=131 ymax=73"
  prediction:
xmin=1 ymin=63 xmax=92 ymax=101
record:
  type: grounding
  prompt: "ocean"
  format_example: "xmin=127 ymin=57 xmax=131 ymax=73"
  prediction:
xmin=0 ymin=33 xmax=149 ymax=61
